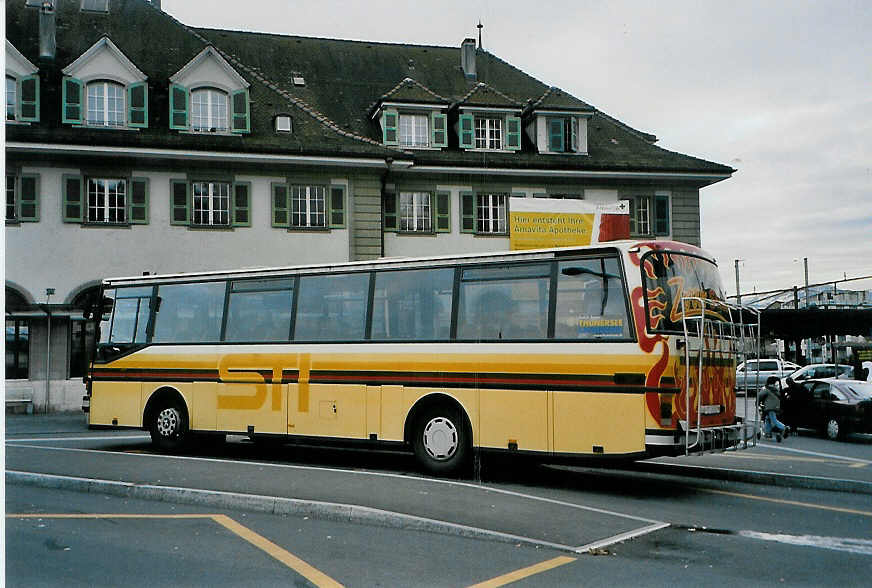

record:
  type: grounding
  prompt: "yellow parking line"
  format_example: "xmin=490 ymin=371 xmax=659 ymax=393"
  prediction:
xmin=467 ymin=556 xmax=576 ymax=588
xmin=211 ymin=514 xmax=344 ymax=588
xmin=7 ymin=513 xmax=344 ymax=587
xmin=702 ymin=489 xmax=872 ymax=517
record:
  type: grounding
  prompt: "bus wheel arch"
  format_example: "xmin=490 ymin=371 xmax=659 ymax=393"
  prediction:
xmin=144 ymin=387 xmax=190 ymax=452
xmin=405 ymin=394 xmax=472 ymax=476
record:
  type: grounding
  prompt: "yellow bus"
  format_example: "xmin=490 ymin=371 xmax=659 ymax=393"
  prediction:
xmin=84 ymin=240 xmax=750 ymax=474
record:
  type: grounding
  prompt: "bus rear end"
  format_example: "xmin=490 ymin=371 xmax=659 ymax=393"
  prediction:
xmin=631 ymin=242 xmax=755 ymax=456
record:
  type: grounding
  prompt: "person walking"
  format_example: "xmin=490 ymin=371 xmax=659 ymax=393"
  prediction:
xmin=758 ymin=376 xmax=788 ymax=442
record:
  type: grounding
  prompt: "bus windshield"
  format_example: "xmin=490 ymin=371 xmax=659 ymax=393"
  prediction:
xmin=642 ymin=251 xmax=727 ymax=334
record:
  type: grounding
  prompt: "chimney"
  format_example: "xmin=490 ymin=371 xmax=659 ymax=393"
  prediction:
xmin=38 ymin=1 xmax=56 ymax=62
xmin=461 ymin=38 xmax=476 ymax=80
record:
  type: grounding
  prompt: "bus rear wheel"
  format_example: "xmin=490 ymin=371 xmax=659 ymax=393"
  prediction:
xmin=412 ymin=406 xmax=469 ymax=476
xmin=149 ymin=400 xmax=189 ymax=452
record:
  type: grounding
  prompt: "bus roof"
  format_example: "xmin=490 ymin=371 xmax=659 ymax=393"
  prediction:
xmin=102 ymin=239 xmax=714 ymax=286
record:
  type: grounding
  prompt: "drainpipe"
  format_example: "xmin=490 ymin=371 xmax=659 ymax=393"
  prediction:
xmin=380 ymin=158 xmax=393 ymax=258
xmin=41 ymin=288 xmax=55 ymax=413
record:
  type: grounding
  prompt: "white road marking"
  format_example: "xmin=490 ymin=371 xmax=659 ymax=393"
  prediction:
xmin=756 ymin=443 xmax=872 ymax=465
xmin=574 ymin=522 xmax=670 ymax=553
xmin=740 ymin=531 xmax=872 ymax=555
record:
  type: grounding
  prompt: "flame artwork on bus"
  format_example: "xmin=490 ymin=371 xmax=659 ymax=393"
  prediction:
xmin=84 ymin=240 xmax=754 ymax=475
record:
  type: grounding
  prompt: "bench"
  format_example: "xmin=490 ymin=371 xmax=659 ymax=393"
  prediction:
xmin=6 ymin=398 xmax=34 ymax=414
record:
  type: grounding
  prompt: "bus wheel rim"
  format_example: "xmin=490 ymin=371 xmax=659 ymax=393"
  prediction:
xmin=422 ymin=417 xmax=458 ymax=460
xmin=157 ymin=407 xmax=180 ymax=438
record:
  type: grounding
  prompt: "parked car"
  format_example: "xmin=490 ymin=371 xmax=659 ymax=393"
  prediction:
xmin=782 ymin=378 xmax=872 ymax=440
xmin=779 ymin=363 xmax=853 ymax=390
xmin=735 ymin=359 xmax=800 ymax=394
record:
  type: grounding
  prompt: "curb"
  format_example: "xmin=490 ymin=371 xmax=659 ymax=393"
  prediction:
xmin=625 ymin=461 xmax=872 ymax=495
xmin=5 ymin=470 xmax=575 ymax=553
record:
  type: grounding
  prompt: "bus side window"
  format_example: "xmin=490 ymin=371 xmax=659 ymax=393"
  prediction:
xmin=295 ymin=273 xmax=369 ymax=341
xmin=370 ymin=267 xmax=453 ymax=341
xmin=152 ymin=282 xmax=225 ymax=343
xmin=555 ymin=256 xmax=630 ymax=340
xmin=225 ymin=279 xmax=294 ymax=342
xmin=456 ymin=263 xmax=550 ymax=341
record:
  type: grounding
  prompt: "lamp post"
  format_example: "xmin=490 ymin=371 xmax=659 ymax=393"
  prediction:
xmin=44 ymin=287 xmax=55 ymax=413
xmin=734 ymin=259 xmax=742 ymax=306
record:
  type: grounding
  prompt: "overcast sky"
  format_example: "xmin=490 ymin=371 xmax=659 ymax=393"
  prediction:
xmin=162 ymin=0 xmax=872 ymax=298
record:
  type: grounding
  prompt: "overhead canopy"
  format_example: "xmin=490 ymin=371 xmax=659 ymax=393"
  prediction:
xmin=761 ymin=308 xmax=872 ymax=339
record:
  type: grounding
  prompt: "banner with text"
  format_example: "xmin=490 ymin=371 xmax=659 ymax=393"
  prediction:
xmin=509 ymin=198 xmax=630 ymax=250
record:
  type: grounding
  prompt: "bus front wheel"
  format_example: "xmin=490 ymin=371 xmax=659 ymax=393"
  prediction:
xmin=149 ymin=400 xmax=189 ymax=452
xmin=412 ymin=406 xmax=469 ymax=476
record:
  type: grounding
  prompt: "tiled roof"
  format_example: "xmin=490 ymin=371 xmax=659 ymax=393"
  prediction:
xmin=5 ymin=0 xmax=733 ymax=175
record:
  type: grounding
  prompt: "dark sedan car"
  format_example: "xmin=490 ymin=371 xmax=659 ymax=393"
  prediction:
xmin=782 ymin=378 xmax=872 ymax=440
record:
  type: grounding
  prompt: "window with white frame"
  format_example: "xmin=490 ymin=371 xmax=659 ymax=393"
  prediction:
xmin=87 ymin=178 xmax=127 ymax=223
xmin=399 ymin=192 xmax=432 ymax=232
xmin=86 ymin=81 xmax=125 ymax=127
xmin=192 ymin=181 xmax=230 ymax=226
xmin=6 ymin=76 xmax=16 ymax=121
xmin=475 ymin=117 xmax=502 ymax=149
xmin=81 ymin=0 xmax=109 ymax=12
xmin=191 ymin=88 xmax=229 ymax=132
xmin=547 ymin=117 xmax=580 ymax=153
xmin=6 ymin=173 xmax=15 ymax=220
xmin=629 ymin=194 xmax=670 ymax=236
xmin=477 ymin=193 xmax=507 ymax=234
xmin=399 ymin=114 xmax=429 ymax=148
xmin=291 ymin=185 xmax=326 ymax=228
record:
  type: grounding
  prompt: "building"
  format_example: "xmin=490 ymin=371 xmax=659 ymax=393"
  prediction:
xmin=4 ymin=0 xmax=734 ymax=411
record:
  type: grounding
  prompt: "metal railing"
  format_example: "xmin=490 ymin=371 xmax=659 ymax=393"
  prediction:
xmin=680 ymin=297 xmax=760 ymax=455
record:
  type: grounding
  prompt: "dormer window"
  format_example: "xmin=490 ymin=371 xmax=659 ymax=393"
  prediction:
xmin=380 ymin=107 xmax=447 ymax=149
xmin=547 ymin=117 xmax=579 ymax=153
xmin=169 ymin=46 xmax=250 ymax=135
xmin=61 ymin=37 xmax=148 ymax=129
xmin=6 ymin=76 xmax=16 ymax=120
xmin=458 ymin=111 xmax=521 ymax=151
xmin=6 ymin=41 xmax=40 ymax=123
xmin=191 ymin=88 xmax=228 ymax=132
xmin=86 ymin=80 xmax=125 ymax=127
xmin=399 ymin=113 xmax=428 ymax=148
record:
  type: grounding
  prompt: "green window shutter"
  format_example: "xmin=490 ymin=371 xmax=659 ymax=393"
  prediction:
xmin=435 ymin=191 xmax=451 ymax=232
xmin=460 ymin=191 xmax=475 ymax=233
xmin=654 ymin=194 xmax=670 ymax=235
xmin=231 ymin=89 xmax=250 ymax=134
xmin=506 ymin=116 xmax=522 ymax=151
xmin=431 ymin=112 xmax=447 ymax=147
xmin=62 ymin=77 xmax=83 ymax=124
xmin=383 ymin=192 xmax=397 ymax=231
xmin=382 ymin=109 xmax=398 ymax=146
xmin=19 ymin=174 xmax=40 ymax=222
xmin=231 ymin=181 xmax=251 ymax=227
xmin=329 ymin=185 xmax=346 ymax=228
xmin=129 ymin=177 xmax=149 ymax=224
xmin=62 ymin=174 xmax=83 ymax=223
xmin=170 ymin=179 xmax=190 ymax=225
xmin=127 ymin=82 xmax=148 ymax=128
xmin=628 ymin=197 xmax=637 ymax=235
xmin=169 ymin=83 xmax=189 ymax=130
xmin=271 ymin=183 xmax=289 ymax=228
xmin=458 ymin=114 xmax=474 ymax=148
xmin=548 ymin=119 xmax=564 ymax=152
xmin=18 ymin=75 xmax=40 ymax=122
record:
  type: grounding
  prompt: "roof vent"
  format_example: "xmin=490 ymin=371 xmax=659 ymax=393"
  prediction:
xmin=461 ymin=38 xmax=476 ymax=80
